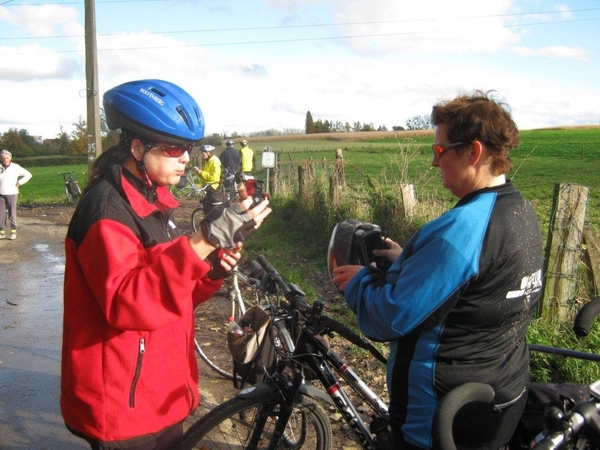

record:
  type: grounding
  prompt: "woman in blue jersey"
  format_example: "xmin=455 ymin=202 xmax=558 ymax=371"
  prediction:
xmin=332 ymin=90 xmax=543 ymax=450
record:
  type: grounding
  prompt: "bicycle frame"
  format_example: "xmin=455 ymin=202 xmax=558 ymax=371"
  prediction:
xmin=290 ymin=311 xmax=390 ymax=449
xmin=239 ymin=255 xmax=391 ymax=449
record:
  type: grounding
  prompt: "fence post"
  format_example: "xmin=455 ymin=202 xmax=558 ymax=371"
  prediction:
xmin=540 ymin=183 xmax=589 ymax=321
xmin=583 ymin=226 xmax=600 ymax=296
xmin=329 ymin=175 xmax=338 ymax=205
xmin=298 ymin=166 xmax=305 ymax=196
xmin=399 ymin=183 xmax=416 ymax=217
xmin=334 ymin=149 xmax=345 ymax=186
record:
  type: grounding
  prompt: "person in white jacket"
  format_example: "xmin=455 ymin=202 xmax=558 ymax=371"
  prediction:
xmin=0 ymin=150 xmax=32 ymax=240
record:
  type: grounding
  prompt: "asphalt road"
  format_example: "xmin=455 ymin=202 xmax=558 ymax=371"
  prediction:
xmin=0 ymin=216 xmax=87 ymax=449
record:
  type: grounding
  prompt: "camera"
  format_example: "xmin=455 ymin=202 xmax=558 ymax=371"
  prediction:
xmin=327 ymin=219 xmax=391 ymax=279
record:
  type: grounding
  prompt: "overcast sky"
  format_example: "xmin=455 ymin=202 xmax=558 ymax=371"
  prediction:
xmin=1 ymin=0 xmax=599 ymax=140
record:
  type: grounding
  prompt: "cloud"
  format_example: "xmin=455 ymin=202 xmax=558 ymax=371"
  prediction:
xmin=322 ymin=0 xmax=521 ymax=56
xmin=513 ymin=45 xmax=588 ymax=61
xmin=555 ymin=4 xmax=574 ymax=19
xmin=1 ymin=0 xmax=598 ymax=139
xmin=237 ymin=63 xmax=269 ymax=77
xmin=0 ymin=45 xmax=81 ymax=81
xmin=96 ymin=32 xmax=211 ymax=84
xmin=0 ymin=4 xmax=79 ymax=36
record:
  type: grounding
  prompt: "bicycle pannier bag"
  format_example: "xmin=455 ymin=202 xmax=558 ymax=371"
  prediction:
xmin=227 ymin=305 xmax=277 ymax=389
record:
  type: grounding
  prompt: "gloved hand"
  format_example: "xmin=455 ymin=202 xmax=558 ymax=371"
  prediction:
xmin=200 ymin=202 xmax=258 ymax=250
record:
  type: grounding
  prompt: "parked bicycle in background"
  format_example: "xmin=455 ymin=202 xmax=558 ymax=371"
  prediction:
xmin=191 ymin=169 xmax=267 ymax=233
xmin=170 ymin=168 xmax=208 ymax=199
xmin=56 ymin=171 xmax=82 ymax=204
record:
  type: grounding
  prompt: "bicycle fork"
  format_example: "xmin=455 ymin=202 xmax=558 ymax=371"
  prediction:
xmin=298 ymin=336 xmax=383 ymax=449
xmin=244 ymin=369 xmax=304 ymax=450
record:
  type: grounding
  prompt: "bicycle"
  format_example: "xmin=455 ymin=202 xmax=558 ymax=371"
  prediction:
xmin=183 ymin=254 xmax=391 ymax=450
xmin=190 ymin=169 xmax=240 ymax=232
xmin=184 ymin=257 xmax=600 ymax=450
xmin=191 ymin=169 xmax=266 ymax=233
xmin=170 ymin=169 xmax=209 ymax=199
xmin=194 ymin=260 xmax=279 ymax=380
xmin=56 ymin=172 xmax=82 ymax=203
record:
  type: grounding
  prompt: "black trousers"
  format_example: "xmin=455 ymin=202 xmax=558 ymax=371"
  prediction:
xmin=70 ymin=422 xmax=183 ymax=450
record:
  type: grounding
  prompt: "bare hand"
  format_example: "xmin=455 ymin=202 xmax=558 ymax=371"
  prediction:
xmin=239 ymin=196 xmax=271 ymax=229
xmin=331 ymin=265 xmax=364 ymax=292
xmin=219 ymin=251 xmax=241 ymax=272
xmin=373 ymin=237 xmax=402 ymax=262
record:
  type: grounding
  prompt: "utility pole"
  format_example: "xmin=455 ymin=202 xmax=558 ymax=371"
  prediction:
xmin=85 ymin=0 xmax=102 ymax=174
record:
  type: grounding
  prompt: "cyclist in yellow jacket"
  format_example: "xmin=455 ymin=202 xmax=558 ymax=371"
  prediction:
xmin=194 ymin=145 xmax=221 ymax=189
xmin=239 ymin=140 xmax=254 ymax=173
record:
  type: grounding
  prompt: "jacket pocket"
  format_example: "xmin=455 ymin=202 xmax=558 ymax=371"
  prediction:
xmin=129 ymin=338 xmax=145 ymax=407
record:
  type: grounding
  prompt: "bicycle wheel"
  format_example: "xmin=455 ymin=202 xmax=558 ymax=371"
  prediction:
xmin=194 ymin=289 xmax=248 ymax=380
xmin=183 ymin=392 xmax=331 ymax=450
xmin=64 ymin=185 xmax=74 ymax=203
xmin=191 ymin=206 xmax=204 ymax=233
xmin=172 ymin=175 xmax=195 ymax=199
xmin=71 ymin=183 xmax=82 ymax=202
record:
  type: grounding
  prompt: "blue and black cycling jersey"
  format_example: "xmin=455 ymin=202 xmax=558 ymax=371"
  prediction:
xmin=344 ymin=181 xmax=543 ymax=449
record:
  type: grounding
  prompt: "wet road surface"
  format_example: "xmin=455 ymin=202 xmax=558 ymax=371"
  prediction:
xmin=0 ymin=216 xmax=87 ymax=449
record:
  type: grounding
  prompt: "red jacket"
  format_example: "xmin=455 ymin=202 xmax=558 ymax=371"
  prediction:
xmin=61 ymin=164 xmax=222 ymax=443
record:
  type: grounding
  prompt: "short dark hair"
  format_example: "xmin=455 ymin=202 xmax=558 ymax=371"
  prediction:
xmin=431 ymin=90 xmax=519 ymax=175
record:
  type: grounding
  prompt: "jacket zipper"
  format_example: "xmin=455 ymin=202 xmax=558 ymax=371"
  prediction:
xmin=129 ymin=338 xmax=145 ymax=407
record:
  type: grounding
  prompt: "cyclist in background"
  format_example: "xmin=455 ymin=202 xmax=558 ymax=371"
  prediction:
xmin=239 ymin=139 xmax=254 ymax=173
xmin=332 ymin=90 xmax=543 ymax=450
xmin=61 ymin=79 xmax=271 ymax=450
xmin=0 ymin=149 xmax=32 ymax=240
xmin=219 ymin=139 xmax=240 ymax=173
xmin=194 ymin=144 xmax=221 ymax=189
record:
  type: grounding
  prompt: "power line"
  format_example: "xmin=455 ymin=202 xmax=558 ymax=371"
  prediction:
xmin=1 ymin=6 xmax=599 ymax=42
xmin=3 ymin=15 xmax=599 ymax=55
xmin=1 ymin=5 xmax=598 ymax=55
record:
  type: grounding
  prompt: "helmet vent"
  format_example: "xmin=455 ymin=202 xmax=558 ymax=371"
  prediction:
xmin=149 ymin=87 xmax=166 ymax=97
xmin=193 ymin=106 xmax=202 ymax=125
xmin=176 ymin=106 xmax=192 ymax=131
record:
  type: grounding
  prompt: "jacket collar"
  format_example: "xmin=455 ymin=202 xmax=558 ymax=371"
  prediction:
xmin=114 ymin=165 xmax=179 ymax=218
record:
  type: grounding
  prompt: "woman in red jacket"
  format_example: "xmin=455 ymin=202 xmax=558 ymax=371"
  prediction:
xmin=61 ymin=79 xmax=271 ymax=450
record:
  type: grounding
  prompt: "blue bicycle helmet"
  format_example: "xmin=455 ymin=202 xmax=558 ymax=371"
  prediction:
xmin=103 ymin=79 xmax=205 ymax=145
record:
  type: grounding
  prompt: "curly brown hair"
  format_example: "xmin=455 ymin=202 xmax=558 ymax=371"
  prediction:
xmin=430 ymin=90 xmax=519 ymax=175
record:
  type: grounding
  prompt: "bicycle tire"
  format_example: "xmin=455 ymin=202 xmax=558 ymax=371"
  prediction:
xmin=182 ymin=391 xmax=332 ymax=450
xmin=71 ymin=183 xmax=81 ymax=202
xmin=194 ymin=290 xmax=251 ymax=380
xmin=64 ymin=185 xmax=74 ymax=204
xmin=172 ymin=175 xmax=195 ymax=199
xmin=191 ymin=206 xmax=204 ymax=233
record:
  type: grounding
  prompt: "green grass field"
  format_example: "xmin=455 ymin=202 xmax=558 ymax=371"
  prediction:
xmin=17 ymin=127 xmax=599 ymax=228
xmin=19 ymin=165 xmax=88 ymax=205
xmin=250 ymin=128 xmax=600 ymax=227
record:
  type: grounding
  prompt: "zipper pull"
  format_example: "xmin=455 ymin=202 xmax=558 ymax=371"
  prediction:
xmin=139 ymin=338 xmax=146 ymax=354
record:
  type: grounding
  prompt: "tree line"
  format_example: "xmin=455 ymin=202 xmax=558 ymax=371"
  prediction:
xmin=304 ymin=111 xmax=432 ymax=134
xmin=0 ymin=110 xmax=432 ymax=160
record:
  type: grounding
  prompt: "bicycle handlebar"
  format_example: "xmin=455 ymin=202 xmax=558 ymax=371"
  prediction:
xmin=255 ymin=254 xmax=387 ymax=365
xmin=532 ymin=399 xmax=600 ymax=450
xmin=573 ymin=296 xmax=600 ymax=338
xmin=433 ymin=381 xmax=600 ymax=450
xmin=432 ymin=382 xmax=495 ymax=450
